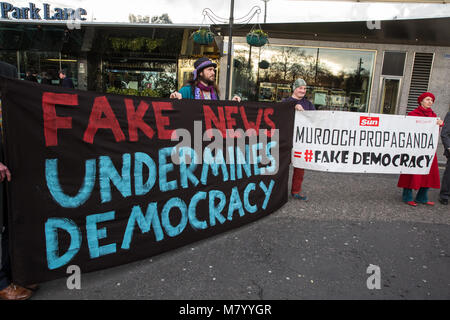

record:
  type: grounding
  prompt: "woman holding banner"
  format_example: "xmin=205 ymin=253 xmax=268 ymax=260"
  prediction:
xmin=284 ymin=78 xmax=315 ymax=201
xmin=397 ymin=92 xmax=444 ymax=207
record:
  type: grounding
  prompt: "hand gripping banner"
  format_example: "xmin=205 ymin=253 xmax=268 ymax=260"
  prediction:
xmin=0 ymin=78 xmax=295 ymax=285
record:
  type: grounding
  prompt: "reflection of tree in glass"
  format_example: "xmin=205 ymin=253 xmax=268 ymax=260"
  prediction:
xmin=269 ymin=47 xmax=300 ymax=83
xmin=154 ymin=72 xmax=176 ymax=97
xmin=232 ymin=44 xmax=373 ymax=108
xmin=315 ymin=57 xmax=370 ymax=96
xmin=232 ymin=50 xmax=257 ymax=100
xmin=288 ymin=63 xmax=303 ymax=82
xmin=315 ymin=64 xmax=337 ymax=88
xmin=269 ymin=48 xmax=289 ymax=82
xmin=266 ymin=47 xmax=318 ymax=85
xmin=297 ymin=54 xmax=316 ymax=85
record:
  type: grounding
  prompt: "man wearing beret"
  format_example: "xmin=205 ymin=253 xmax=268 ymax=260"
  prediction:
xmin=170 ymin=57 xmax=240 ymax=101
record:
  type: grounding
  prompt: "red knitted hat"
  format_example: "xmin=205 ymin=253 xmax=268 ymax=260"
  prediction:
xmin=418 ymin=92 xmax=435 ymax=104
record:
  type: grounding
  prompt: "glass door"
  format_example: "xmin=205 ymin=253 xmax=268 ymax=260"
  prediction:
xmin=379 ymin=77 xmax=401 ymax=115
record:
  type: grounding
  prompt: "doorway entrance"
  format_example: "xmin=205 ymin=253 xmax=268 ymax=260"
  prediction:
xmin=379 ymin=77 xmax=401 ymax=115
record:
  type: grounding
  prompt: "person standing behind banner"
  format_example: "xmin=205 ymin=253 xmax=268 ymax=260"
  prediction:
xmin=25 ymin=71 xmax=37 ymax=82
xmin=397 ymin=92 xmax=444 ymax=207
xmin=283 ymin=78 xmax=315 ymax=201
xmin=40 ymin=71 xmax=51 ymax=85
xmin=439 ymin=111 xmax=450 ymax=205
xmin=0 ymin=61 xmax=36 ymax=300
xmin=170 ymin=57 xmax=241 ymax=101
xmin=59 ymin=69 xmax=74 ymax=89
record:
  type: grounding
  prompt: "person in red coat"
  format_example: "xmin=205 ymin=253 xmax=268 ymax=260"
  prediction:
xmin=397 ymin=92 xmax=444 ymax=206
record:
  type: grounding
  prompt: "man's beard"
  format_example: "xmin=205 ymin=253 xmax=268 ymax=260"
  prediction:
xmin=198 ymin=74 xmax=215 ymax=86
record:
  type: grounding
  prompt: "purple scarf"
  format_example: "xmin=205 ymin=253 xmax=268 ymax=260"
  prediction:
xmin=195 ymin=82 xmax=218 ymax=100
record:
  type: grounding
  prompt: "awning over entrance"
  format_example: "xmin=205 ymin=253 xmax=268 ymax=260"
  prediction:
xmin=0 ymin=21 xmax=203 ymax=54
xmin=303 ymin=0 xmax=448 ymax=3
xmin=213 ymin=17 xmax=450 ymax=47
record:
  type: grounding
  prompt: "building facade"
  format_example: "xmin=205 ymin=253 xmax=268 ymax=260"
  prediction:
xmin=0 ymin=20 xmax=219 ymax=96
xmin=1 ymin=14 xmax=449 ymax=119
xmin=216 ymin=18 xmax=450 ymax=119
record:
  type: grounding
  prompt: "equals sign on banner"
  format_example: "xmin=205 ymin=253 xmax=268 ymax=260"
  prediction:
xmin=294 ymin=151 xmax=302 ymax=159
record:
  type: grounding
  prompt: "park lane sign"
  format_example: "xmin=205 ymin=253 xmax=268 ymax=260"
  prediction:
xmin=0 ymin=2 xmax=87 ymax=21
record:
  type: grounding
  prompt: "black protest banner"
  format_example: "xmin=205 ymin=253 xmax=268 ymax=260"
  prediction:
xmin=0 ymin=78 xmax=295 ymax=285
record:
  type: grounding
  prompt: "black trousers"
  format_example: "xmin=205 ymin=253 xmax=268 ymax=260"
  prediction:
xmin=0 ymin=181 xmax=11 ymax=290
xmin=0 ymin=218 xmax=10 ymax=290
xmin=440 ymin=157 xmax=450 ymax=200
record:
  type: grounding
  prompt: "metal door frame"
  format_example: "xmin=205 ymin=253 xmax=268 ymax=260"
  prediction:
xmin=378 ymin=76 xmax=403 ymax=115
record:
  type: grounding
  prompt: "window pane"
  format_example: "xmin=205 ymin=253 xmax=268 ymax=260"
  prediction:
xmin=382 ymin=52 xmax=406 ymax=76
xmin=104 ymin=60 xmax=177 ymax=97
xmin=232 ymin=44 xmax=375 ymax=113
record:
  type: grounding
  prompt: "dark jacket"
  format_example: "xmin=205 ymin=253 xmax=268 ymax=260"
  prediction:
xmin=442 ymin=112 xmax=450 ymax=158
xmin=283 ymin=96 xmax=315 ymax=110
xmin=0 ymin=61 xmax=17 ymax=228
xmin=0 ymin=61 xmax=17 ymax=79
xmin=0 ymin=130 xmax=5 ymax=229
xmin=61 ymin=77 xmax=74 ymax=89
xmin=41 ymin=77 xmax=51 ymax=85
xmin=25 ymin=74 xmax=38 ymax=82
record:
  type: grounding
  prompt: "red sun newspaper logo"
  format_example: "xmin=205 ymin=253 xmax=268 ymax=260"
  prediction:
xmin=416 ymin=119 xmax=433 ymax=124
xmin=360 ymin=116 xmax=379 ymax=127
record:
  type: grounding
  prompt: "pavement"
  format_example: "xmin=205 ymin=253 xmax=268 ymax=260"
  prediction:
xmin=20 ymin=164 xmax=449 ymax=300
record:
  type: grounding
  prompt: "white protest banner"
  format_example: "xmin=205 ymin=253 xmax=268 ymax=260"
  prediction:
xmin=293 ymin=111 xmax=439 ymax=174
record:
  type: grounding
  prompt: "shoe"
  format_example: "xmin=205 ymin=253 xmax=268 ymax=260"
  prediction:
xmin=439 ymin=198 xmax=448 ymax=205
xmin=417 ymin=201 xmax=435 ymax=206
xmin=292 ymin=193 xmax=308 ymax=201
xmin=26 ymin=284 xmax=39 ymax=292
xmin=0 ymin=284 xmax=33 ymax=300
xmin=406 ymin=201 xmax=417 ymax=207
